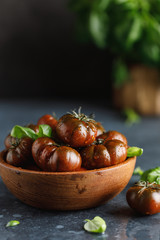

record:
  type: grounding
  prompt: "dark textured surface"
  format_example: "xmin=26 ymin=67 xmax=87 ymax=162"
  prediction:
xmin=0 ymin=99 xmax=160 ymax=240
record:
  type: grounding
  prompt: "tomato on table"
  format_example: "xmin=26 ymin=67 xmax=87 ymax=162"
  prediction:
xmin=126 ymin=181 xmax=160 ymax=215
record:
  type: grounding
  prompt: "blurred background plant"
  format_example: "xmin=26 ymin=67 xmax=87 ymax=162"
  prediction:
xmin=69 ymin=0 xmax=160 ymax=115
xmin=69 ymin=0 xmax=160 ymax=86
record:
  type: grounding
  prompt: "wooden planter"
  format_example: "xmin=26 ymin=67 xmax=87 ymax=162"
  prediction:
xmin=113 ymin=64 xmax=160 ymax=115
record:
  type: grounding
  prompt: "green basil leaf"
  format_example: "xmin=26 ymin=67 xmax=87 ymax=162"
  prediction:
xmin=133 ymin=166 xmax=144 ymax=176
xmin=84 ymin=216 xmax=107 ymax=233
xmin=156 ymin=176 xmax=160 ymax=185
xmin=6 ymin=220 xmax=20 ymax=227
xmin=141 ymin=167 xmax=160 ymax=184
xmin=127 ymin=147 xmax=143 ymax=157
xmin=38 ymin=124 xmax=52 ymax=138
xmin=11 ymin=125 xmax=37 ymax=140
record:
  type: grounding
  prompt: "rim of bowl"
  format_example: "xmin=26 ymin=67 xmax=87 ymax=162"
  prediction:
xmin=0 ymin=150 xmax=136 ymax=176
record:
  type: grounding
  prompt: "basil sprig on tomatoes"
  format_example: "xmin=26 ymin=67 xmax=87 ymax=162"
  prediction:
xmin=11 ymin=124 xmax=52 ymax=140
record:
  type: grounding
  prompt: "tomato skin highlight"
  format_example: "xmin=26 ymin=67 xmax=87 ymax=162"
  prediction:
xmin=81 ymin=140 xmax=127 ymax=170
xmin=6 ymin=137 xmax=34 ymax=167
xmin=56 ymin=114 xmax=97 ymax=148
xmin=94 ymin=122 xmax=105 ymax=137
xmin=97 ymin=130 xmax=128 ymax=146
xmin=32 ymin=137 xmax=55 ymax=162
xmin=37 ymin=114 xmax=58 ymax=131
xmin=32 ymin=137 xmax=82 ymax=172
xmin=49 ymin=146 xmax=82 ymax=172
xmin=126 ymin=184 xmax=160 ymax=215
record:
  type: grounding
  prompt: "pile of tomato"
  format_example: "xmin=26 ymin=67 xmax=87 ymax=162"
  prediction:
xmin=4 ymin=110 xmax=128 ymax=172
xmin=3 ymin=110 xmax=160 ymax=216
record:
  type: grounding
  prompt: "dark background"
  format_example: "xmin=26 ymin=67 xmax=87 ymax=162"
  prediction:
xmin=0 ymin=0 xmax=112 ymax=102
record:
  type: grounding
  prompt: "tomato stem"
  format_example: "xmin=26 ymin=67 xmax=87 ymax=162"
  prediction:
xmin=135 ymin=181 xmax=160 ymax=193
xmin=9 ymin=138 xmax=20 ymax=149
xmin=68 ymin=107 xmax=95 ymax=123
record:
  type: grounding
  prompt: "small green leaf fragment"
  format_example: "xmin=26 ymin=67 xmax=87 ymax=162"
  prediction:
xmin=38 ymin=124 xmax=52 ymax=138
xmin=133 ymin=166 xmax=144 ymax=176
xmin=127 ymin=147 xmax=143 ymax=157
xmin=84 ymin=216 xmax=107 ymax=233
xmin=11 ymin=125 xmax=37 ymax=140
xmin=6 ymin=220 xmax=20 ymax=227
xmin=123 ymin=108 xmax=141 ymax=126
xmin=113 ymin=60 xmax=129 ymax=88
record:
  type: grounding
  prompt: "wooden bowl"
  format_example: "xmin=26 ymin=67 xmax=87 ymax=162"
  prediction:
xmin=0 ymin=151 xmax=136 ymax=210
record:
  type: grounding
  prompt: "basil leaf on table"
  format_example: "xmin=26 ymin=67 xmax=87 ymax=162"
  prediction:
xmin=127 ymin=147 xmax=143 ymax=157
xmin=11 ymin=125 xmax=37 ymax=140
xmin=84 ymin=216 xmax=107 ymax=233
xmin=6 ymin=220 xmax=20 ymax=227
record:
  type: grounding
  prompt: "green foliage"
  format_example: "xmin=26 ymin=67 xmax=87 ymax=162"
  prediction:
xmin=133 ymin=166 xmax=160 ymax=185
xmin=6 ymin=220 xmax=20 ymax=227
xmin=123 ymin=108 xmax=141 ymax=125
xmin=133 ymin=166 xmax=144 ymax=176
xmin=11 ymin=124 xmax=53 ymax=140
xmin=38 ymin=125 xmax=52 ymax=138
xmin=11 ymin=125 xmax=37 ymax=140
xmin=69 ymin=0 xmax=160 ymax=85
xmin=127 ymin=147 xmax=143 ymax=157
xmin=141 ymin=167 xmax=160 ymax=185
xmin=84 ymin=216 xmax=107 ymax=233
xmin=113 ymin=60 xmax=129 ymax=87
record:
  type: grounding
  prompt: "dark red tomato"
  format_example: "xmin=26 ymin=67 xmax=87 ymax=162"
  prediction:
xmin=32 ymin=137 xmax=55 ymax=162
xmin=6 ymin=137 xmax=33 ymax=167
xmin=126 ymin=182 xmax=160 ymax=215
xmin=94 ymin=122 xmax=105 ymax=136
xmin=32 ymin=137 xmax=82 ymax=172
xmin=81 ymin=140 xmax=127 ymax=170
xmin=56 ymin=113 xmax=97 ymax=147
xmin=4 ymin=134 xmax=17 ymax=149
xmin=97 ymin=130 xmax=128 ymax=146
xmin=37 ymin=114 xmax=58 ymax=131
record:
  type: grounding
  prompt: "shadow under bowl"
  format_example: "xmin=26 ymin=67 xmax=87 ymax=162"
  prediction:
xmin=0 ymin=151 xmax=136 ymax=210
